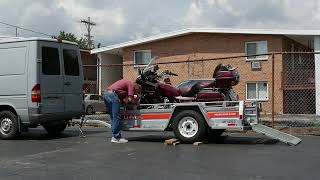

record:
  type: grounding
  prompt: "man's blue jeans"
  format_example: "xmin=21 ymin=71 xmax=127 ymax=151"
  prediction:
xmin=103 ymin=91 xmax=121 ymax=138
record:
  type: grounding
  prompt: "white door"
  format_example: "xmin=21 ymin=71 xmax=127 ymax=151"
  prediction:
xmin=61 ymin=44 xmax=83 ymax=113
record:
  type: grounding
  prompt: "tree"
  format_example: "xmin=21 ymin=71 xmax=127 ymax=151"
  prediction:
xmin=77 ymin=37 xmax=88 ymax=49
xmin=56 ymin=31 xmax=90 ymax=50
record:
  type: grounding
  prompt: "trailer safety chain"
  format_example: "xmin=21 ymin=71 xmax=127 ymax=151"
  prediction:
xmin=78 ymin=115 xmax=86 ymax=138
xmin=72 ymin=115 xmax=112 ymax=138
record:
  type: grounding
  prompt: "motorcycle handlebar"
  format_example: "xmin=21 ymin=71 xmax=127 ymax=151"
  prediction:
xmin=170 ymin=72 xmax=178 ymax=76
xmin=161 ymin=70 xmax=178 ymax=77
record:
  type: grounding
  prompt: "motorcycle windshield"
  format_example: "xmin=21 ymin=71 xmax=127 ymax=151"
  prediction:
xmin=142 ymin=56 xmax=157 ymax=74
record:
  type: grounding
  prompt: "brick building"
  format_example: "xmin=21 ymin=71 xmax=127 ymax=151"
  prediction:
xmin=91 ymin=28 xmax=320 ymax=115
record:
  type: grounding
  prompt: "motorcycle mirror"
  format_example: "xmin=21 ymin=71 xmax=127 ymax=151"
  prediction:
xmin=227 ymin=64 xmax=237 ymax=71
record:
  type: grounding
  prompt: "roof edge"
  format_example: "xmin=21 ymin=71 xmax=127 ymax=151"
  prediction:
xmin=0 ymin=36 xmax=78 ymax=46
xmin=91 ymin=27 xmax=320 ymax=54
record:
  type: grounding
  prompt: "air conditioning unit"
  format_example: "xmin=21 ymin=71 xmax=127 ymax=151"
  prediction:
xmin=251 ymin=61 xmax=261 ymax=70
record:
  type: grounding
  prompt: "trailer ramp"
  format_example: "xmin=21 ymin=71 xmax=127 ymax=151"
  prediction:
xmin=251 ymin=124 xmax=302 ymax=146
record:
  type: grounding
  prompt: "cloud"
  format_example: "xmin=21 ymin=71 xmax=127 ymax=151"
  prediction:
xmin=181 ymin=0 xmax=320 ymax=29
xmin=0 ymin=0 xmax=320 ymax=46
xmin=57 ymin=0 xmax=126 ymax=38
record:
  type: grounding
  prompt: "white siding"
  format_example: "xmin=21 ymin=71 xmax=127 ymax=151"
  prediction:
xmin=314 ymin=36 xmax=320 ymax=115
xmin=97 ymin=53 xmax=123 ymax=94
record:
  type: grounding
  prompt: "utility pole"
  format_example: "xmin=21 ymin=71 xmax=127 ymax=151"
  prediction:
xmin=80 ymin=17 xmax=96 ymax=49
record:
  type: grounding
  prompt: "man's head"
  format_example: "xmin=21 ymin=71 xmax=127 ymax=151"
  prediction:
xmin=134 ymin=83 xmax=142 ymax=95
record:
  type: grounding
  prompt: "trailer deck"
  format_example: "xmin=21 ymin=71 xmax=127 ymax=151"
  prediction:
xmin=76 ymin=101 xmax=301 ymax=145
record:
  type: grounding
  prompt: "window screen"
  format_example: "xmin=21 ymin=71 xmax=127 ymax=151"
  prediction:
xmin=246 ymin=82 xmax=268 ymax=100
xmin=246 ymin=41 xmax=268 ymax=60
xmin=258 ymin=83 xmax=268 ymax=100
xmin=247 ymin=83 xmax=257 ymax=99
xmin=63 ymin=49 xmax=79 ymax=76
xmin=42 ymin=47 xmax=60 ymax=75
xmin=246 ymin=43 xmax=257 ymax=57
xmin=134 ymin=51 xmax=151 ymax=65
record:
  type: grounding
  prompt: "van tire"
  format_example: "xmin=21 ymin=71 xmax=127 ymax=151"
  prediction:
xmin=0 ymin=111 xmax=20 ymax=139
xmin=172 ymin=110 xmax=207 ymax=143
xmin=43 ymin=122 xmax=67 ymax=135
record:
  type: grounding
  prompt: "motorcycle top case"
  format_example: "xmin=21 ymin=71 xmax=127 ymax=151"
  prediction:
xmin=214 ymin=70 xmax=239 ymax=88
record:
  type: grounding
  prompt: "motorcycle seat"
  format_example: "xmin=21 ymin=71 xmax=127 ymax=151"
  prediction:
xmin=179 ymin=81 xmax=215 ymax=97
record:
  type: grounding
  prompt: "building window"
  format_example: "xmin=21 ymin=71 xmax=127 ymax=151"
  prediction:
xmin=134 ymin=50 xmax=152 ymax=66
xmin=245 ymin=41 xmax=268 ymax=60
xmin=246 ymin=82 xmax=268 ymax=101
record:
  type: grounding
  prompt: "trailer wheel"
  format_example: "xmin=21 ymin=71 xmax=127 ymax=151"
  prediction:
xmin=172 ymin=110 xmax=207 ymax=143
xmin=0 ymin=111 xmax=20 ymax=139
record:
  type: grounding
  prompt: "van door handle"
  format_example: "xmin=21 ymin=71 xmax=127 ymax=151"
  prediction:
xmin=64 ymin=82 xmax=71 ymax=86
xmin=44 ymin=96 xmax=60 ymax=99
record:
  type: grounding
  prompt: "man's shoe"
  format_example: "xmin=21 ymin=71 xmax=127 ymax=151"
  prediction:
xmin=111 ymin=137 xmax=128 ymax=143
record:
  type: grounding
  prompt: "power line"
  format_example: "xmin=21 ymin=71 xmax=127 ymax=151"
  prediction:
xmin=0 ymin=21 xmax=53 ymax=37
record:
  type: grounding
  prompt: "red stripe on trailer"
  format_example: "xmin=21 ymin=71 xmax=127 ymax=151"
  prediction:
xmin=140 ymin=113 xmax=171 ymax=119
xmin=228 ymin=123 xmax=236 ymax=126
xmin=207 ymin=112 xmax=239 ymax=118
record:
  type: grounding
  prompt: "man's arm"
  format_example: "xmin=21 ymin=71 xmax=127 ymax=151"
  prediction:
xmin=127 ymin=81 xmax=134 ymax=102
xmin=127 ymin=81 xmax=134 ymax=96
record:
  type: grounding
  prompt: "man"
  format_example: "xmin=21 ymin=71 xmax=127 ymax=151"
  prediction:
xmin=103 ymin=79 xmax=141 ymax=143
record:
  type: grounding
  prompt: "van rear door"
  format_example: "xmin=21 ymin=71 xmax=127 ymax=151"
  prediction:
xmin=39 ymin=43 xmax=64 ymax=113
xmin=61 ymin=44 xmax=83 ymax=113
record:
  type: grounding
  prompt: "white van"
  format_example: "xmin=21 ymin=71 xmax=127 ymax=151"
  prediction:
xmin=0 ymin=37 xmax=84 ymax=139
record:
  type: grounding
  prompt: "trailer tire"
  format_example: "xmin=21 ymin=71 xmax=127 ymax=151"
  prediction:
xmin=172 ymin=110 xmax=207 ymax=143
xmin=0 ymin=111 xmax=20 ymax=139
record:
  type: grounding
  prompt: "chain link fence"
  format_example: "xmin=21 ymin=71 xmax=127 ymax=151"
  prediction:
xmin=82 ymin=52 xmax=320 ymax=133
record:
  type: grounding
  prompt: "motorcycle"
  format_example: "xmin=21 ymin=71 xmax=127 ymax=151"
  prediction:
xmin=136 ymin=57 xmax=240 ymax=104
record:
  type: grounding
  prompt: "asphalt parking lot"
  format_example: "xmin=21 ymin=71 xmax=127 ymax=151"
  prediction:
xmin=0 ymin=127 xmax=319 ymax=180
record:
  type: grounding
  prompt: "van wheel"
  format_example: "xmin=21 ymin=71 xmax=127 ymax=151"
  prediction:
xmin=172 ymin=110 xmax=207 ymax=143
xmin=0 ymin=111 xmax=20 ymax=139
xmin=86 ymin=106 xmax=94 ymax=115
xmin=43 ymin=122 xmax=67 ymax=135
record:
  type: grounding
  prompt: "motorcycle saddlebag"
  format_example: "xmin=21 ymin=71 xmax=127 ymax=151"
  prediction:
xmin=196 ymin=91 xmax=225 ymax=102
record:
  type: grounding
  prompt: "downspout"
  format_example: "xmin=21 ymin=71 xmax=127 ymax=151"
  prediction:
xmin=314 ymin=36 xmax=320 ymax=115
xmin=97 ymin=54 xmax=102 ymax=95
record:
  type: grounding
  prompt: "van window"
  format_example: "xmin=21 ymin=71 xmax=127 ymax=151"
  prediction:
xmin=42 ymin=47 xmax=60 ymax=75
xmin=0 ymin=46 xmax=27 ymax=75
xmin=63 ymin=49 xmax=79 ymax=76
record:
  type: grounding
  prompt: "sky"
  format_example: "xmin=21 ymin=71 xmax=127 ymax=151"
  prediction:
xmin=0 ymin=0 xmax=320 ymax=47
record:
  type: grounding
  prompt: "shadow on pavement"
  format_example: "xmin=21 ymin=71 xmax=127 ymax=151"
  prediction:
xmin=209 ymin=135 xmax=279 ymax=145
xmin=16 ymin=127 xmax=107 ymax=141
xmin=128 ymin=134 xmax=279 ymax=145
xmin=128 ymin=134 xmax=174 ymax=143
